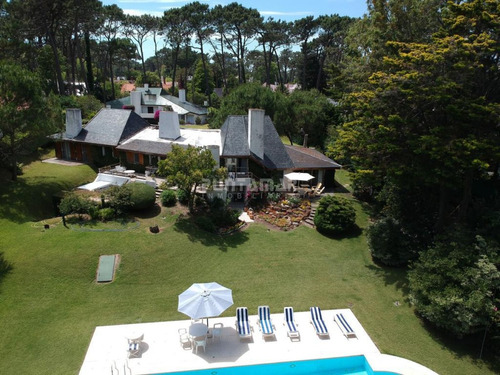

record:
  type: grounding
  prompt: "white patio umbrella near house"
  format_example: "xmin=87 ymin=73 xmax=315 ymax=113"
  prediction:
xmin=178 ymin=282 xmax=233 ymax=324
xmin=284 ymin=172 xmax=315 ymax=182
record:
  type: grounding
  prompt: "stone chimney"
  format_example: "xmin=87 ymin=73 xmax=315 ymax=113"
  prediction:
xmin=248 ymin=108 xmax=265 ymax=160
xmin=130 ymin=91 xmax=142 ymax=114
xmin=159 ymin=111 xmax=181 ymax=140
xmin=65 ymin=108 xmax=82 ymax=139
xmin=179 ymin=89 xmax=186 ymax=102
xmin=303 ymin=134 xmax=308 ymax=148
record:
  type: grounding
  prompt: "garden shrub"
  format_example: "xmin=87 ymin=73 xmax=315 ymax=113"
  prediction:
xmin=194 ymin=215 xmax=216 ymax=233
xmin=409 ymin=228 xmax=500 ymax=337
xmin=267 ymin=192 xmax=281 ymax=203
xmin=195 ymin=116 xmax=201 ymax=125
xmin=160 ymin=189 xmax=177 ymax=207
xmin=105 ymin=185 xmax=132 ymax=215
xmin=58 ymin=193 xmax=94 ymax=216
xmin=127 ymin=183 xmax=156 ymax=211
xmin=314 ymin=195 xmax=356 ymax=236
xmin=288 ymin=196 xmax=301 ymax=206
xmin=177 ymin=189 xmax=189 ymax=205
xmin=98 ymin=208 xmax=115 ymax=221
xmin=367 ymin=217 xmax=416 ymax=266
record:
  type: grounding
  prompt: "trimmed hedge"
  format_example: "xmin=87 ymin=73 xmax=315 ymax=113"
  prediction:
xmin=314 ymin=195 xmax=356 ymax=236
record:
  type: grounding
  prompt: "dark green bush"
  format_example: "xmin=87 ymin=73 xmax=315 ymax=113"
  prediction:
xmin=127 ymin=183 xmax=156 ymax=211
xmin=267 ymin=192 xmax=281 ymax=203
xmin=195 ymin=116 xmax=201 ymax=125
xmin=314 ymin=195 xmax=356 ymax=236
xmin=409 ymin=229 xmax=500 ymax=337
xmin=160 ymin=190 xmax=177 ymax=207
xmin=177 ymin=189 xmax=189 ymax=205
xmin=194 ymin=215 xmax=216 ymax=233
xmin=367 ymin=217 xmax=416 ymax=266
xmin=98 ymin=208 xmax=115 ymax=221
xmin=58 ymin=193 xmax=94 ymax=216
xmin=105 ymin=185 xmax=132 ymax=215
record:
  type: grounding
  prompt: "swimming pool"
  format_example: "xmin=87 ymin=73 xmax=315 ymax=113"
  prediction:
xmin=153 ymin=355 xmax=398 ymax=375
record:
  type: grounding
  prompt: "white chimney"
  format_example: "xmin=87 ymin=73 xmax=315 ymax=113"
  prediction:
xmin=248 ymin=108 xmax=265 ymax=160
xmin=130 ymin=91 xmax=142 ymax=114
xmin=179 ymin=89 xmax=186 ymax=102
xmin=144 ymin=83 xmax=149 ymax=90
xmin=65 ymin=108 xmax=82 ymax=139
xmin=207 ymin=145 xmax=220 ymax=167
xmin=159 ymin=111 xmax=181 ymax=140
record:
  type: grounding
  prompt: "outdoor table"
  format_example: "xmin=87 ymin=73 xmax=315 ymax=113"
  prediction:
xmin=189 ymin=323 xmax=208 ymax=338
xmin=124 ymin=170 xmax=135 ymax=175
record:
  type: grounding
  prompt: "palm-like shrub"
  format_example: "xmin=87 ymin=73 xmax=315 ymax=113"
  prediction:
xmin=314 ymin=196 xmax=356 ymax=236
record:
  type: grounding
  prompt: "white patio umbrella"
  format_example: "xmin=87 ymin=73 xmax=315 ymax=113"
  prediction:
xmin=284 ymin=172 xmax=315 ymax=182
xmin=178 ymin=282 xmax=233 ymax=324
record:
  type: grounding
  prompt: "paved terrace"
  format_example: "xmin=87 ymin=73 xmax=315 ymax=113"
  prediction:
xmin=79 ymin=309 xmax=438 ymax=375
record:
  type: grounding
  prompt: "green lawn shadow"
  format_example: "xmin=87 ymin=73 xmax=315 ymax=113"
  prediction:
xmin=174 ymin=216 xmax=249 ymax=252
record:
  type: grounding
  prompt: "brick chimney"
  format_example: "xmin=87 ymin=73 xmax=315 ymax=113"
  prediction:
xmin=65 ymin=108 xmax=82 ymax=139
xmin=248 ymin=108 xmax=265 ymax=160
xmin=159 ymin=111 xmax=181 ymax=140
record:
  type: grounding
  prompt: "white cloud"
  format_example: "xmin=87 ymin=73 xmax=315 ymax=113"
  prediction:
xmin=259 ymin=10 xmax=313 ymax=17
xmin=122 ymin=9 xmax=165 ymax=17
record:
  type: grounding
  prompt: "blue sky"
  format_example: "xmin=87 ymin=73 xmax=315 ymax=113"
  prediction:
xmin=101 ymin=0 xmax=369 ymax=58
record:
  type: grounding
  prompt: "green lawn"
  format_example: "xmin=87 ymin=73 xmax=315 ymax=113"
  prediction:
xmin=0 ymin=159 xmax=497 ymax=375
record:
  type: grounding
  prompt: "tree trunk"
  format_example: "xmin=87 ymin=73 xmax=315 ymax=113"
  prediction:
xmin=109 ymin=52 xmax=115 ymax=100
xmin=198 ymin=33 xmax=211 ymax=106
xmin=171 ymin=44 xmax=180 ymax=95
xmin=85 ymin=31 xmax=94 ymax=94
xmin=48 ymin=31 xmax=65 ymax=95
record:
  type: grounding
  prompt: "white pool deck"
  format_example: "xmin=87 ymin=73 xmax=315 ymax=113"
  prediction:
xmin=79 ymin=309 xmax=438 ymax=375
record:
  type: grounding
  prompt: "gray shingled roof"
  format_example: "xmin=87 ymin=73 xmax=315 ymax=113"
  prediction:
xmin=72 ymin=109 xmax=149 ymax=146
xmin=284 ymin=145 xmax=342 ymax=169
xmin=116 ymin=139 xmax=174 ymax=155
xmin=107 ymin=97 xmax=131 ymax=109
xmin=220 ymin=115 xmax=293 ymax=170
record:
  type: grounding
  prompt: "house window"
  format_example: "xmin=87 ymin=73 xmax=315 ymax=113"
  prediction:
xmin=134 ymin=153 xmax=140 ymax=164
xmin=147 ymin=107 xmax=154 ymax=113
xmin=101 ymin=146 xmax=106 ymax=156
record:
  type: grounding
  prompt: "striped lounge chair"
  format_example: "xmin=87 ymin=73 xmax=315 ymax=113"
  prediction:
xmin=310 ymin=307 xmax=329 ymax=337
xmin=257 ymin=305 xmax=275 ymax=338
xmin=283 ymin=307 xmax=300 ymax=340
xmin=235 ymin=307 xmax=252 ymax=339
xmin=335 ymin=312 xmax=357 ymax=338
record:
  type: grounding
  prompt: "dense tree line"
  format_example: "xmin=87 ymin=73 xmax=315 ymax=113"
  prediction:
xmin=0 ymin=0 xmax=499 ymax=360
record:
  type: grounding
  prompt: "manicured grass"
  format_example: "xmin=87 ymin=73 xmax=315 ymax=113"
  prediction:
xmin=0 ymin=160 xmax=497 ymax=375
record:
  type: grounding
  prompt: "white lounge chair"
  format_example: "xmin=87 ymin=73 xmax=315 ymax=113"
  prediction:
xmin=335 ymin=313 xmax=357 ymax=338
xmin=235 ymin=307 xmax=253 ymax=340
xmin=283 ymin=307 xmax=300 ymax=341
xmin=257 ymin=305 xmax=275 ymax=338
xmin=310 ymin=307 xmax=329 ymax=337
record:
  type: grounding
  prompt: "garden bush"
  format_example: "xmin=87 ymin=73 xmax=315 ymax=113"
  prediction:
xmin=127 ymin=183 xmax=156 ymax=210
xmin=409 ymin=228 xmax=500 ymax=337
xmin=176 ymin=189 xmax=189 ymax=205
xmin=267 ymin=192 xmax=281 ymax=203
xmin=160 ymin=189 xmax=177 ymax=207
xmin=98 ymin=208 xmax=115 ymax=221
xmin=367 ymin=217 xmax=416 ymax=266
xmin=314 ymin=195 xmax=356 ymax=236
xmin=58 ymin=193 xmax=94 ymax=216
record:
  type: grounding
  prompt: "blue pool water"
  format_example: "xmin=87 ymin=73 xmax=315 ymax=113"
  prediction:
xmin=153 ymin=355 xmax=398 ymax=375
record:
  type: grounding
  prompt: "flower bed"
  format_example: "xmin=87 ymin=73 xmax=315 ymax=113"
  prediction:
xmin=251 ymin=199 xmax=311 ymax=230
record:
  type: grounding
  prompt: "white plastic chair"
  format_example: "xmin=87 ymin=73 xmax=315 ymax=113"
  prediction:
xmin=178 ymin=328 xmax=191 ymax=349
xmin=193 ymin=336 xmax=206 ymax=354
xmin=212 ymin=323 xmax=223 ymax=342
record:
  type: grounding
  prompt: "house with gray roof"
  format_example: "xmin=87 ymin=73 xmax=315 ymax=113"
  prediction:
xmin=106 ymin=84 xmax=207 ymax=124
xmin=53 ymin=108 xmax=341 ymax=192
